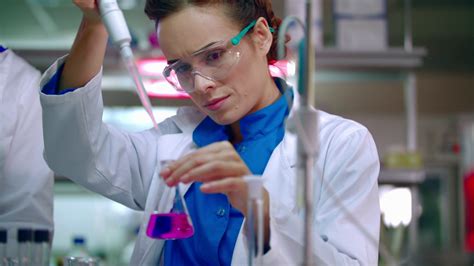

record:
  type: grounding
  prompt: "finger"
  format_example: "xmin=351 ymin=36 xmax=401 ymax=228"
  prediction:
xmin=160 ymin=146 xmax=220 ymax=178
xmin=196 ymin=141 xmax=234 ymax=154
xmin=73 ymin=0 xmax=97 ymax=10
xmin=163 ymin=155 xmax=208 ymax=186
xmin=200 ymin=177 xmax=246 ymax=194
xmin=163 ymin=142 xmax=239 ymax=184
xmin=181 ymin=161 xmax=249 ymax=184
xmin=178 ymin=148 xmax=246 ymax=183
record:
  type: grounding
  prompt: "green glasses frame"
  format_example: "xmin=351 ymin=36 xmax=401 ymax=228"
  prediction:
xmin=230 ymin=20 xmax=275 ymax=46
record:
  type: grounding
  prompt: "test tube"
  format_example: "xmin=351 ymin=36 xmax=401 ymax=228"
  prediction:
xmin=244 ymin=176 xmax=264 ymax=266
xmin=17 ymin=229 xmax=32 ymax=266
xmin=32 ymin=230 xmax=50 ymax=266
xmin=0 ymin=229 xmax=7 ymax=262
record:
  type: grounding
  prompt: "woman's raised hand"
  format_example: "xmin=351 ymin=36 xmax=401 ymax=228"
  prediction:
xmin=73 ymin=0 xmax=102 ymax=24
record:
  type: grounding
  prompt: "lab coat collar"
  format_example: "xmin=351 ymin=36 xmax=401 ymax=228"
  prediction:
xmin=172 ymin=106 xmax=206 ymax=134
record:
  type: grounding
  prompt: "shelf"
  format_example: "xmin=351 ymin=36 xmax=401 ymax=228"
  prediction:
xmin=315 ymin=47 xmax=427 ymax=69
xmin=379 ymin=169 xmax=426 ymax=185
xmin=15 ymin=46 xmax=427 ymax=72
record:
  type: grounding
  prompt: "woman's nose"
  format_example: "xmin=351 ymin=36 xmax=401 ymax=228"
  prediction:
xmin=192 ymin=72 xmax=216 ymax=93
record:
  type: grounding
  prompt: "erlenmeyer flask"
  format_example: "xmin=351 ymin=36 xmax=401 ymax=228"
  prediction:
xmin=146 ymin=161 xmax=194 ymax=239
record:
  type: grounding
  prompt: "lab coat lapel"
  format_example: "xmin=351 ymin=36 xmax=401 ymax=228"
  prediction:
xmin=231 ymin=130 xmax=297 ymax=264
xmin=0 ymin=51 xmax=14 ymax=171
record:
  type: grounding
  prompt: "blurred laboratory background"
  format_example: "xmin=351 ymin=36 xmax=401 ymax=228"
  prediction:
xmin=1 ymin=0 xmax=473 ymax=265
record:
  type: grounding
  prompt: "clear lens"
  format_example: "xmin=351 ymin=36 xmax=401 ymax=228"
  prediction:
xmin=163 ymin=41 xmax=241 ymax=93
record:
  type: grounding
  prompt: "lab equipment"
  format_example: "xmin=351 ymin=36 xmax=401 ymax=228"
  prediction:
xmin=334 ymin=0 xmax=388 ymax=51
xmin=244 ymin=176 xmax=264 ymax=266
xmin=66 ymin=236 xmax=90 ymax=258
xmin=32 ymin=230 xmax=50 ymax=266
xmin=277 ymin=2 xmax=319 ymax=265
xmin=17 ymin=229 xmax=32 ymax=266
xmin=63 ymin=257 xmax=99 ymax=266
xmin=98 ymin=0 xmax=161 ymax=134
xmin=284 ymin=0 xmax=323 ymax=48
xmin=146 ymin=160 xmax=194 ymax=239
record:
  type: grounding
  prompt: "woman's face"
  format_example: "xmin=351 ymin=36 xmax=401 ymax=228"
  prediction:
xmin=158 ymin=5 xmax=278 ymax=125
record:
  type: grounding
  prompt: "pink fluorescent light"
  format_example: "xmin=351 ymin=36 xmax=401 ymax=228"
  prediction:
xmin=144 ymin=80 xmax=190 ymax=99
xmin=269 ymin=60 xmax=289 ymax=78
xmin=137 ymin=58 xmax=190 ymax=99
xmin=138 ymin=59 xmax=168 ymax=77
xmin=136 ymin=58 xmax=289 ymax=99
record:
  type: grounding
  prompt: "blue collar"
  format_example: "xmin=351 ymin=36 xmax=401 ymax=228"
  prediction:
xmin=0 ymin=46 xmax=7 ymax=53
xmin=193 ymin=77 xmax=293 ymax=148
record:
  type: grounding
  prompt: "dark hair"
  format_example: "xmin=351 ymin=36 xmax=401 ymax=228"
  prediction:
xmin=144 ymin=0 xmax=283 ymax=63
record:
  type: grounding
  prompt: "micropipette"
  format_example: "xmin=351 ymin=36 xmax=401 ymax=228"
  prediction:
xmin=98 ymin=0 xmax=160 ymax=133
xmin=98 ymin=1 xmax=198 ymax=240
xmin=98 ymin=0 xmax=194 ymax=240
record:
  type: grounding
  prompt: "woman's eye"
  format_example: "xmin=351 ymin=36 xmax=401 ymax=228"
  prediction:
xmin=206 ymin=50 xmax=224 ymax=63
xmin=174 ymin=64 xmax=192 ymax=74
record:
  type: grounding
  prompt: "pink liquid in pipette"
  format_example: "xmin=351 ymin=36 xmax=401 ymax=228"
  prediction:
xmin=146 ymin=213 xmax=194 ymax=239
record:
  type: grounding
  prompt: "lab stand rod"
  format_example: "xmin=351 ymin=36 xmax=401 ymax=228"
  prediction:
xmin=301 ymin=152 xmax=315 ymax=266
xmin=409 ymin=186 xmax=419 ymax=253
xmin=404 ymin=0 xmax=413 ymax=52
xmin=303 ymin=0 xmax=316 ymax=107
xmin=404 ymin=0 xmax=419 ymax=256
xmin=404 ymin=72 xmax=417 ymax=152
xmin=302 ymin=0 xmax=316 ymax=265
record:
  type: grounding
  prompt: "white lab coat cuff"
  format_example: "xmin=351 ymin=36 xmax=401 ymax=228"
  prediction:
xmin=39 ymin=54 xmax=103 ymax=105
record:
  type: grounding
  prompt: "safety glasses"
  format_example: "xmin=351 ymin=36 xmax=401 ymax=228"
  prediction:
xmin=163 ymin=20 xmax=259 ymax=93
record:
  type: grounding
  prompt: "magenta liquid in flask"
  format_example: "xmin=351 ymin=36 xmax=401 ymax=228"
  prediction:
xmin=146 ymin=161 xmax=194 ymax=239
xmin=146 ymin=212 xmax=194 ymax=239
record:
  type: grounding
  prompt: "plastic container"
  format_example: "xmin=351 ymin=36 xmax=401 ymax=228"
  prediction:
xmin=0 ymin=229 xmax=7 ymax=261
xmin=32 ymin=230 xmax=50 ymax=266
xmin=17 ymin=228 xmax=33 ymax=266
xmin=66 ymin=236 xmax=90 ymax=258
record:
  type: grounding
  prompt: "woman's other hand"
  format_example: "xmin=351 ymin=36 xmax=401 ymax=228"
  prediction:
xmin=160 ymin=141 xmax=253 ymax=214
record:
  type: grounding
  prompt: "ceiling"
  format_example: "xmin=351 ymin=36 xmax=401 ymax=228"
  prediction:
xmin=0 ymin=0 xmax=151 ymax=49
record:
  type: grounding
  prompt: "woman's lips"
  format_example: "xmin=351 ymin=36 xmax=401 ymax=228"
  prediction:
xmin=204 ymin=95 xmax=230 ymax=111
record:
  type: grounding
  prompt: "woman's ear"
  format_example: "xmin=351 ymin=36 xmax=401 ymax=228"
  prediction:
xmin=251 ymin=17 xmax=273 ymax=57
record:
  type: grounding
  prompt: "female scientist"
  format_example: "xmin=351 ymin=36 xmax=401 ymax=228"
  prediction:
xmin=39 ymin=0 xmax=380 ymax=265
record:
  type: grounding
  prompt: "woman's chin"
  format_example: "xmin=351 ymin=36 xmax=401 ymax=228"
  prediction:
xmin=208 ymin=112 xmax=240 ymax=126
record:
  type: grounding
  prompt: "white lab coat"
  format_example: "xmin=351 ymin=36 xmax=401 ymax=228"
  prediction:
xmin=40 ymin=56 xmax=380 ymax=266
xmin=0 ymin=49 xmax=54 ymax=254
